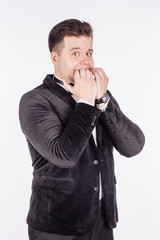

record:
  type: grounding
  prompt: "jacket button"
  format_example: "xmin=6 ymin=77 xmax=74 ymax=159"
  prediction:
xmin=94 ymin=160 xmax=98 ymax=165
xmin=94 ymin=186 xmax=99 ymax=192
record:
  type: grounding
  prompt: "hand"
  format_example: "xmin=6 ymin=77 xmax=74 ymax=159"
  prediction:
xmin=90 ymin=68 xmax=109 ymax=99
xmin=63 ymin=68 xmax=97 ymax=105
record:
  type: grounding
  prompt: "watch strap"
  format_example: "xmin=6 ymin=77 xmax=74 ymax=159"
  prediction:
xmin=95 ymin=92 xmax=110 ymax=104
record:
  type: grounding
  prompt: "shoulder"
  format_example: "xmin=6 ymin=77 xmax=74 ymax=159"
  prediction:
xmin=19 ymin=83 xmax=54 ymax=119
xmin=20 ymin=74 xmax=55 ymax=102
xmin=20 ymin=85 xmax=46 ymax=101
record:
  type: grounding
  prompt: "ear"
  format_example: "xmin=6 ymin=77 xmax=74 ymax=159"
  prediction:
xmin=51 ymin=51 xmax=58 ymax=64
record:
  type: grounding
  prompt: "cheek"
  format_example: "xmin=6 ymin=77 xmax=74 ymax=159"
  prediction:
xmin=64 ymin=62 xmax=76 ymax=77
xmin=90 ymin=58 xmax=94 ymax=66
xmin=69 ymin=61 xmax=79 ymax=71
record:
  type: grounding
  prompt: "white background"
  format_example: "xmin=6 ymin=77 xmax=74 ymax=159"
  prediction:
xmin=0 ymin=0 xmax=160 ymax=239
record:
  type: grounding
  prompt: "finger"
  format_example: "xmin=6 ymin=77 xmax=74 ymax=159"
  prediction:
xmin=74 ymin=70 xmax=80 ymax=83
xmin=90 ymin=68 xmax=100 ymax=77
xmin=62 ymin=79 xmax=74 ymax=94
xmin=91 ymin=68 xmax=104 ymax=79
xmin=92 ymin=69 xmax=102 ymax=81
xmin=74 ymin=64 xmax=89 ymax=71
xmin=97 ymin=68 xmax=109 ymax=80
xmin=79 ymin=68 xmax=86 ymax=78
xmin=86 ymin=69 xmax=93 ymax=79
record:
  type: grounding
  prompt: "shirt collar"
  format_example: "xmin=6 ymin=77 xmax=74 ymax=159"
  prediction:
xmin=54 ymin=74 xmax=63 ymax=82
xmin=53 ymin=74 xmax=69 ymax=92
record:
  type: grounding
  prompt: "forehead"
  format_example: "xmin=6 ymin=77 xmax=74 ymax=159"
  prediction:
xmin=63 ymin=36 xmax=93 ymax=50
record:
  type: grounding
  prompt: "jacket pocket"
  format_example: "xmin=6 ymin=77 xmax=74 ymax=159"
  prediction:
xmin=32 ymin=176 xmax=75 ymax=191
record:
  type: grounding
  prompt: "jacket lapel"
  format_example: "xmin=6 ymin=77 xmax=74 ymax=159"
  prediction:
xmin=43 ymin=74 xmax=76 ymax=108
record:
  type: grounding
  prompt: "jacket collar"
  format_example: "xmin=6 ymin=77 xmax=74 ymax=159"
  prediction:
xmin=43 ymin=74 xmax=76 ymax=108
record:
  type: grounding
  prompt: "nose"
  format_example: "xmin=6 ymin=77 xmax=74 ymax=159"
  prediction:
xmin=80 ymin=54 xmax=90 ymax=67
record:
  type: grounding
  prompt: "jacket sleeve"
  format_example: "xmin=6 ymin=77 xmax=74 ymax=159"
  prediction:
xmin=100 ymin=91 xmax=145 ymax=157
xmin=19 ymin=90 xmax=102 ymax=168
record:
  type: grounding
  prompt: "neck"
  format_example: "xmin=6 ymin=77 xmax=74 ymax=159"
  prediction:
xmin=54 ymin=74 xmax=63 ymax=82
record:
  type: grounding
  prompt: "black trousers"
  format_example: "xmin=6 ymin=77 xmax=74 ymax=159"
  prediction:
xmin=28 ymin=200 xmax=114 ymax=240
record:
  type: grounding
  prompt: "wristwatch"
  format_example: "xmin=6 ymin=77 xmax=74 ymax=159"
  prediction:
xmin=95 ymin=92 xmax=110 ymax=104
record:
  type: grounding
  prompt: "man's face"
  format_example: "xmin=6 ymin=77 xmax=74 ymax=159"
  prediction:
xmin=53 ymin=35 xmax=94 ymax=83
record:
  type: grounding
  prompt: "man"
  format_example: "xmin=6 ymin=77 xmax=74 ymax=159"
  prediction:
xmin=19 ymin=19 xmax=145 ymax=240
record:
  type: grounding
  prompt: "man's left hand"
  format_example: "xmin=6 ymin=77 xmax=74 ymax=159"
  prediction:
xmin=91 ymin=68 xmax=109 ymax=99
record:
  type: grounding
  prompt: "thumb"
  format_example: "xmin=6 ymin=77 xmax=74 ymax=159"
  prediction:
xmin=62 ymin=79 xmax=74 ymax=94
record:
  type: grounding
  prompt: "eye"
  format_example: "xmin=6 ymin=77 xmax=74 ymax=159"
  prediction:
xmin=86 ymin=52 xmax=92 ymax=56
xmin=73 ymin=52 xmax=79 ymax=56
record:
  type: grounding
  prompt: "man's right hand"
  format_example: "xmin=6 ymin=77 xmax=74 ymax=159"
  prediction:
xmin=63 ymin=68 xmax=97 ymax=105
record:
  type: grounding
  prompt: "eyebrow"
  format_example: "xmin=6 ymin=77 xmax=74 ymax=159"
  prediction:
xmin=70 ymin=47 xmax=93 ymax=52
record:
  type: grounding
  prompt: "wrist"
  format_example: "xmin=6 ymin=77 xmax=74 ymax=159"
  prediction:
xmin=95 ymin=92 xmax=110 ymax=105
xmin=96 ymin=102 xmax=106 ymax=108
xmin=78 ymin=99 xmax=94 ymax=107
xmin=78 ymin=96 xmax=95 ymax=105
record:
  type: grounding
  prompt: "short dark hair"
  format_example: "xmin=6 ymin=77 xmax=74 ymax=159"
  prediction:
xmin=48 ymin=19 xmax=93 ymax=54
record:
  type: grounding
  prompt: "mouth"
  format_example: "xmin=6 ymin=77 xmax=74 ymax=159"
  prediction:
xmin=73 ymin=67 xmax=95 ymax=80
xmin=74 ymin=64 xmax=90 ymax=71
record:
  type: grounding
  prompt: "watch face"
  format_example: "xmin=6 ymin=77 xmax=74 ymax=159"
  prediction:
xmin=102 ymin=96 xmax=107 ymax=103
